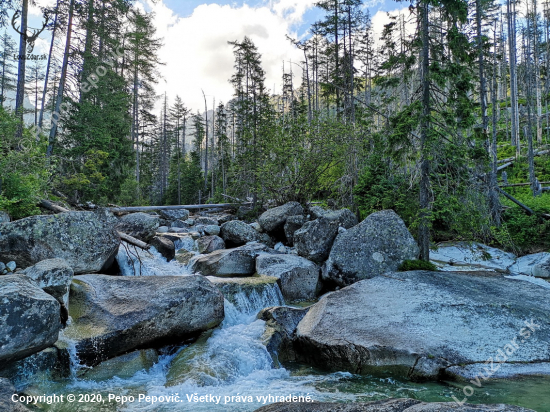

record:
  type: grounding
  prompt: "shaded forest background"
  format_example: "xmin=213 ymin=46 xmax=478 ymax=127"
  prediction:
xmin=1 ymin=0 xmax=550 ymax=258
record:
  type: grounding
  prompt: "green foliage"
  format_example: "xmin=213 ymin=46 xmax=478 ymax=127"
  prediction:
xmin=0 ymin=107 xmax=49 ymax=219
xmin=398 ymin=259 xmax=438 ymax=272
xmin=493 ymin=194 xmax=550 ymax=254
xmin=165 ymin=151 xmax=203 ymax=205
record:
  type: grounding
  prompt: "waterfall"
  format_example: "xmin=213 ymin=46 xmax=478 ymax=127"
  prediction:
xmin=116 ymin=242 xmax=191 ymax=277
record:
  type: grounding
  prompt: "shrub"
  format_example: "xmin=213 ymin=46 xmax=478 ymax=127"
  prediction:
xmin=398 ymin=259 xmax=438 ymax=271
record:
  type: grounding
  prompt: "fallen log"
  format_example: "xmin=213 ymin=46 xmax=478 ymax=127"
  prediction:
xmin=39 ymin=199 xmax=150 ymax=250
xmin=499 ymin=181 xmax=550 ymax=187
xmin=497 ymin=188 xmax=535 ymax=215
xmin=497 ymin=162 xmax=513 ymax=171
xmin=118 ymin=231 xmax=150 ymax=250
xmin=108 ymin=203 xmax=250 ymax=213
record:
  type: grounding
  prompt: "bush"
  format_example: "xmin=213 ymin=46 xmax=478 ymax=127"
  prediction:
xmin=398 ymin=259 xmax=438 ymax=271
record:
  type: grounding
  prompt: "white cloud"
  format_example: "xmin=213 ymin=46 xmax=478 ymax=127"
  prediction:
xmin=143 ymin=0 xmax=315 ymax=112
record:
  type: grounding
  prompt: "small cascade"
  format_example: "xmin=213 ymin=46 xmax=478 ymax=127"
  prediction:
xmin=57 ymin=328 xmax=89 ymax=380
xmin=116 ymin=242 xmax=191 ymax=277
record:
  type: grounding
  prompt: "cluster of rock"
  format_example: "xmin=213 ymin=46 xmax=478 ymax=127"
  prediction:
xmin=1 ymin=201 xmax=549 ymax=411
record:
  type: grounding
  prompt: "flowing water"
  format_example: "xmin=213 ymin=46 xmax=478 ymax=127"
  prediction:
xmin=16 ymin=245 xmax=550 ymax=411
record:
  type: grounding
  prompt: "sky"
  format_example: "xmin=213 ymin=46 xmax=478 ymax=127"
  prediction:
xmin=135 ymin=0 xmax=404 ymax=112
xmin=12 ymin=0 xmax=406 ymax=113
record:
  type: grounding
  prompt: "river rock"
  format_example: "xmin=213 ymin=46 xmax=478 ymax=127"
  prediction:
xmin=150 ymin=236 xmax=175 ymax=261
xmin=195 ymin=217 xmax=218 ymax=226
xmin=430 ymin=242 xmax=517 ymax=272
xmin=21 ymin=259 xmax=74 ymax=305
xmin=254 ymin=399 xmax=534 ymax=412
xmin=259 ymin=306 xmax=309 ymax=364
xmin=190 ymin=243 xmax=268 ymax=277
xmin=0 ymin=347 xmax=68 ymax=385
xmin=509 ymin=252 xmax=550 ymax=278
xmin=116 ymin=213 xmax=159 ymax=242
xmin=6 ymin=261 xmax=16 ymax=272
xmin=80 ymin=349 xmax=158 ymax=381
xmin=171 ymin=219 xmax=190 ymax=229
xmin=157 ymin=226 xmax=169 ymax=233
xmin=258 ymin=202 xmax=303 ymax=238
xmin=175 ymin=250 xmax=196 ymax=265
xmin=256 ymin=254 xmax=320 ymax=301
xmin=218 ymin=214 xmax=237 ymax=225
xmin=0 ymin=210 xmax=119 ymax=274
xmin=159 ymin=209 xmax=190 ymax=221
xmin=0 ymin=275 xmax=61 ymax=364
xmin=0 ymin=378 xmax=32 ymax=412
xmin=295 ymin=270 xmax=550 ymax=380
xmin=204 ymin=225 xmax=220 ymax=236
xmin=294 ymin=209 xmax=358 ymax=262
xmin=283 ymin=215 xmax=304 ymax=245
xmin=197 ymin=236 xmax=225 ymax=254
xmin=322 ymin=210 xmax=419 ymax=286
xmin=64 ymin=274 xmax=224 ymax=365
xmin=220 ymin=220 xmax=261 ymax=247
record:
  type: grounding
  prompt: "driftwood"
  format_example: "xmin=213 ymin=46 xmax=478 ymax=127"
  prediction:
xmin=39 ymin=200 xmax=150 ymax=250
xmin=108 ymin=203 xmax=249 ymax=213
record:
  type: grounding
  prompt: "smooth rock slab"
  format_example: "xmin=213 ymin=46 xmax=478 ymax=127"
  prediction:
xmin=430 ymin=242 xmax=517 ymax=272
xmin=64 ymin=274 xmax=224 ymax=365
xmin=256 ymin=254 xmax=320 ymax=301
xmin=254 ymin=399 xmax=533 ymax=412
xmin=0 ymin=210 xmax=119 ymax=274
xmin=295 ymin=270 xmax=550 ymax=381
xmin=509 ymin=252 xmax=550 ymax=278
xmin=190 ymin=243 xmax=268 ymax=277
xmin=0 ymin=276 xmax=61 ymax=364
xmin=322 ymin=210 xmax=418 ymax=286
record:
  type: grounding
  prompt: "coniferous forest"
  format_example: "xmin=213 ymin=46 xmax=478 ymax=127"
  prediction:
xmin=1 ymin=0 xmax=550 ymax=257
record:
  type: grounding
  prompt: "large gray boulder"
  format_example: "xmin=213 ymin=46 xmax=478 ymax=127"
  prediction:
xmin=190 ymin=243 xmax=268 ymax=277
xmin=0 ymin=210 xmax=120 ymax=274
xmin=254 ymin=399 xmax=533 ymax=412
xmin=220 ymin=220 xmax=260 ymax=247
xmin=258 ymin=202 xmax=303 ymax=237
xmin=159 ymin=209 xmax=190 ymax=221
xmin=63 ymin=274 xmax=224 ymax=365
xmin=0 ymin=275 xmax=61 ymax=364
xmin=79 ymin=349 xmax=158 ymax=381
xmin=322 ymin=210 xmax=418 ymax=286
xmin=256 ymin=254 xmax=320 ymax=301
xmin=116 ymin=213 xmax=159 ymax=242
xmin=295 ymin=270 xmax=550 ymax=381
xmin=21 ymin=258 xmax=73 ymax=305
